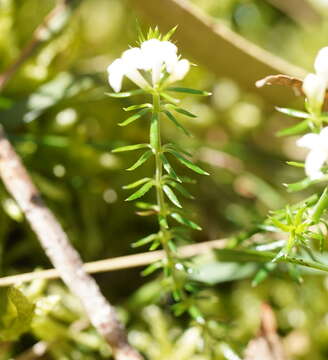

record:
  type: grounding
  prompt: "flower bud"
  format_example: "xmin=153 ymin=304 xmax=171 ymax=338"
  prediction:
xmin=314 ymin=47 xmax=328 ymax=87
xmin=302 ymin=73 xmax=326 ymax=113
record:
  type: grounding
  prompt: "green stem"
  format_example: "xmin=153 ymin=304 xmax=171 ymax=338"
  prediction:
xmin=311 ymin=187 xmax=328 ymax=224
xmin=151 ymin=92 xmax=176 ymax=280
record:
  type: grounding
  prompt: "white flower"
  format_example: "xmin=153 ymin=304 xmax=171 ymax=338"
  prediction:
xmin=314 ymin=47 xmax=328 ymax=86
xmin=303 ymin=46 xmax=328 ymax=112
xmin=107 ymin=48 xmax=149 ymax=93
xmin=302 ymin=74 xmax=326 ymax=113
xmin=107 ymin=39 xmax=190 ymax=92
xmin=140 ymin=39 xmax=179 ymax=85
xmin=297 ymin=127 xmax=328 ymax=180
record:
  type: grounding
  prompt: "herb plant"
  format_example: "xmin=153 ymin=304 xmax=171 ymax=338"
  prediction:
xmin=107 ymin=28 xmax=210 ymax=319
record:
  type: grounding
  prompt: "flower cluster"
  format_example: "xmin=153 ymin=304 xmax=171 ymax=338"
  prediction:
xmin=302 ymin=47 xmax=328 ymax=114
xmin=107 ymin=39 xmax=190 ymax=93
xmin=297 ymin=127 xmax=328 ymax=180
xmin=295 ymin=47 xmax=328 ymax=180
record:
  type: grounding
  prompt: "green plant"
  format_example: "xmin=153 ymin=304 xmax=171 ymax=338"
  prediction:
xmin=107 ymin=28 xmax=211 ymax=320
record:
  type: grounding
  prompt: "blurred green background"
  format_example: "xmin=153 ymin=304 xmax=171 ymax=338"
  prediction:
xmin=1 ymin=0 xmax=328 ymax=359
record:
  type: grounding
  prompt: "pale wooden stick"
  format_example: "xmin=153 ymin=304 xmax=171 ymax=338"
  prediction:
xmin=0 ymin=126 xmax=142 ymax=360
xmin=0 ymin=239 xmax=226 ymax=287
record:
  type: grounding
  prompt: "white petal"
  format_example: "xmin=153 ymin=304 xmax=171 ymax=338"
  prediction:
xmin=140 ymin=39 xmax=179 ymax=85
xmin=125 ymin=68 xmax=149 ymax=89
xmin=319 ymin=126 xmax=328 ymax=139
xmin=160 ymin=40 xmax=177 ymax=54
xmin=107 ymin=59 xmax=125 ymax=93
xmin=121 ymin=47 xmax=147 ymax=69
xmin=302 ymin=73 xmax=326 ymax=111
xmin=169 ymin=59 xmax=190 ymax=83
xmin=304 ymin=149 xmax=327 ymax=180
xmin=297 ymin=133 xmax=320 ymax=149
xmin=314 ymin=47 xmax=328 ymax=86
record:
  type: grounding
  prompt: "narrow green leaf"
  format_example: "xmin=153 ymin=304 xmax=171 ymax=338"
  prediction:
xmin=168 ymin=181 xmax=194 ymax=199
xmin=142 ymin=261 xmax=163 ymax=276
xmin=126 ymin=150 xmax=153 ymax=171
xmin=161 ymin=154 xmax=182 ymax=182
xmin=312 ymin=187 xmax=328 ymax=223
xmin=163 ymin=185 xmax=182 ymax=208
xmin=149 ymin=240 xmax=161 ymax=251
xmin=167 ymin=150 xmax=209 ymax=175
xmin=132 ymin=233 xmax=158 ymax=248
xmin=164 ymin=143 xmax=192 ymax=157
xmin=277 ymin=120 xmax=308 ymax=137
xmin=166 ymin=104 xmax=197 ymax=118
xmin=160 ymin=92 xmax=180 ymax=104
xmin=118 ymin=108 xmax=151 ymax=126
xmin=105 ymin=89 xmax=145 ymax=98
xmin=125 ymin=181 xmax=154 ymax=201
xmin=275 ymin=107 xmax=309 ymax=119
xmin=135 ymin=202 xmax=157 ymax=210
xmin=112 ymin=143 xmax=150 ymax=153
xmin=166 ymin=87 xmax=211 ymax=96
xmin=123 ymin=177 xmax=152 ymax=189
xmin=170 ymin=212 xmax=202 ymax=230
xmin=251 ymin=263 xmax=277 ymax=287
xmin=162 ymin=25 xmax=178 ymax=41
xmin=284 ymin=178 xmax=313 ymax=192
xmin=163 ymin=110 xmax=191 ymax=136
xmin=123 ymin=103 xmax=152 ymax=111
xmin=286 ymin=161 xmax=304 ymax=168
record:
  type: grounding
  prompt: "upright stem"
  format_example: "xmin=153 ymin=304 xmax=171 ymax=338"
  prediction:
xmin=151 ymin=93 xmax=176 ymax=280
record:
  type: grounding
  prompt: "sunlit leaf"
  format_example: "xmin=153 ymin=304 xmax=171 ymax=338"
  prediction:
xmin=165 ymin=104 xmax=197 ymax=118
xmin=168 ymin=181 xmax=194 ymax=199
xmin=163 ymin=185 xmax=182 ymax=208
xmin=132 ymin=233 xmax=158 ymax=248
xmin=166 ymin=87 xmax=211 ymax=96
xmin=163 ymin=110 xmax=191 ymax=136
xmin=126 ymin=150 xmax=153 ymax=171
xmin=123 ymin=177 xmax=152 ymax=189
xmin=112 ymin=143 xmax=150 ymax=153
xmin=170 ymin=212 xmax=202 ymax=230
xmin=161 ymin=154 xmax=182 ymax=182
xmin=123 ymin=103 xmax=152 ymax=111
xmin=277 ymin=119 xmax=308 ymax=137
xmin=167 ymin=150 xmax=209 ymax=175
xmin=125 ymin=181 xmax=154 ymax=201
xmin=275 ymin=107 xmax=309 ymax=118
xmin=118 ymin=108 xmax=151 ymax=126
xmin=142 ymin=261 xmax=163 ymax=276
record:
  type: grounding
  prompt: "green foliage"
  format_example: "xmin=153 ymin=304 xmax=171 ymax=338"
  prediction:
xmin=0 ymin=287 xmax=35 ymax=341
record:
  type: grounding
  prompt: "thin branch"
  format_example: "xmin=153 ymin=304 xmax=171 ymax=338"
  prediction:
xmin=265 ymin=0 xmax=322 ymax=27
xmin=0 ymin=239 xmax=226 ymax=287
xmin=0 ymin=126 xmax=142 ymax=360
xmin=0 ymin=0 xmax=72 ymax=91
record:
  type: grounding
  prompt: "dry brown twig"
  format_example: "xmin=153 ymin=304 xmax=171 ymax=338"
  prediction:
xmin=0 ymin=2 xmax=142 ymax=359
xmin=0 ymin=126 xmax=142 ymax=360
